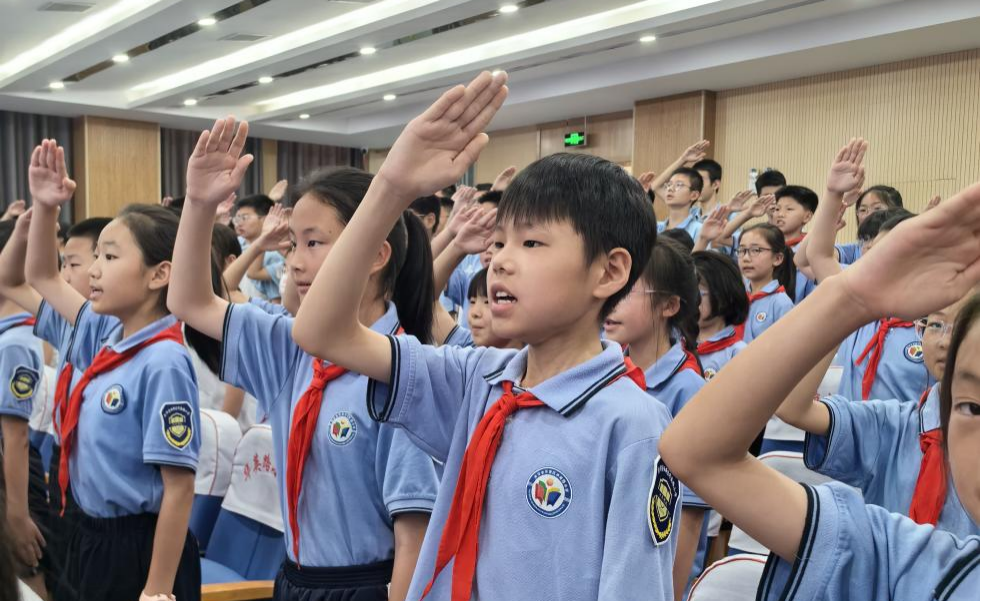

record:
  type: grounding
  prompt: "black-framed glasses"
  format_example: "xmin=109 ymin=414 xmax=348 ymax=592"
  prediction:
xmin=735 ymin=246 xmax=773 ymax=258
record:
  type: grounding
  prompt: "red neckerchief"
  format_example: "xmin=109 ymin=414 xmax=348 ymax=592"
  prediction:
xmin=909 ymin=388 xmax=947 ymax=525
xmin=855 ymin=318 xmax=913 ymax=400
xmin=697 ymin=329 xmax=742 ymax=355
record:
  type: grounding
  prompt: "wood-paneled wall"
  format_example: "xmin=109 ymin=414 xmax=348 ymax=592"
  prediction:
xmin=73 ymin=116 xmax=160 ymax=219
xmin=712 ymin=49 xmax=979 ymax=242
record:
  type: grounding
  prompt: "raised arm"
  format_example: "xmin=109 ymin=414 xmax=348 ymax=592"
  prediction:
xmin=0 ymin=210 xmax=42 ymax=315
xmin=692 ymin=204 xmax=729 ymax=252
xmin=224 ymin=205 xmax=288 ymax=293
xmin=168 ymin=117 xmax=254 ymax=341
xmin=292 ymin=71 xmax=508 ymax=381
xmin=807 ymin=138 xmax=868 ymax=282
xmin=433 ymin=207 xmax=495 ymax=296
xmin=24 ymin=140 xmax=86 ymax=324
xmin=651 ymin=140 xmax=709 ymax=200
xmin=719 ymin=194 xmax=774 ymax=240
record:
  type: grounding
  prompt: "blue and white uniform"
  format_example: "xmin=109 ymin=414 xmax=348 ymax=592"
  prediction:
xmin=743 ymin=280 xmax=794 ymax=343
xmin=835 ymin=241 xmax=862 ymax=266
xmin=443 ymin=254 xmax=483 ymax=328
xmin=658 ymin=213 xmax=703 ymax=243
xmin=442 ymin=324 xmax=474 ymax=348
xmin=238 ymin=237 xmax=285 ymax=301
xmin=697 ymin=326 xmax=746 ymax=381
xmin=0 ymin=312 xmax=45 ymax=424
xmin=835 ymin=320 xmax=931 ymax=401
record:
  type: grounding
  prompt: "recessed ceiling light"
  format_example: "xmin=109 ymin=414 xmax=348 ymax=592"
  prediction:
xmin=639 ymin=34 xmax=657 ymax=42
xmin=499 ymin=4 xmax=518 ymax=14
xmin=298 ymin=113 xmax=310 ymax=119
xmin=112 ymin=54 xmax=129 ymax=63
xmin=383 ymin=93 xmax=397 ymax=101
xmin=258 ymin=75 xmax=274 ymax=84
xmin=359 ymin=46 xmax=376 ymax=55
xmin=183 ymin=98 xmax=198 ymax=106
xmin=198 ymin=17 xmax=217 ymax=27
xmin=48 ymin=81 xmax=65 ymax=89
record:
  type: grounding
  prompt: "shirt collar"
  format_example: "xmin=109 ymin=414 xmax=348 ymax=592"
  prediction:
xmin=705 ymin=325 xmax=737 ymax=343
xmin=370 ymin=302 xmax=401 ymax=336
xmin=0 ymin=312 xmax=34 ymax=337
xmin=643 ymin=341 xmax=686 ymax=390
xmin=106 ymin=314 xmax=180 ymax=353
xmin=746 ymin=279 xmax=781 ymax=294
xmin=919 ymin=382 xmax=942 ymax=434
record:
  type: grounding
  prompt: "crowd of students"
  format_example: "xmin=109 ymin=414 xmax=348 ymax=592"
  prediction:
xmin=0 ymin=70 xmax=976 ymax=601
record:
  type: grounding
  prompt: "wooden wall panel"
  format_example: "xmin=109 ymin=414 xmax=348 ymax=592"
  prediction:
xmin=73 ymin=116 xmax=160 ymax=219
xmin=366 ymin=149 xmax=389 ymax=174
xmin=261 ymin=138 xmax=278 ymax=187
xmin=713 ymin=49 xmax=979 ymax=243
xmin=475 ymin=127 xmax=540 ymax=184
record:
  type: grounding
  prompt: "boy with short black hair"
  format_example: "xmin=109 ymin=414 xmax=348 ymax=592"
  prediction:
xmin=231 ymin=194 xmax=283 ymax=301
xmin=755 ymin=169 xmax=787 ymax=196
xmin=692 ymin=158 xmax=723 ymax=221
xmin=773 ymin=185 xmax=818 ymax=247
xmin=658 ymin=167 xmax=704 ymax=243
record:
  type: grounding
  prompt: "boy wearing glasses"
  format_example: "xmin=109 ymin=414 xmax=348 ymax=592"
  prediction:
xmin=232 ymin=195 xmax=284 ymax=302
xmin=657 ymin=168 xmax=704 ymax=243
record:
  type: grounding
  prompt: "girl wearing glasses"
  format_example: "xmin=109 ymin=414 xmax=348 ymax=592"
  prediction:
xmin=736 ymin=224 xmax=795 ymax=342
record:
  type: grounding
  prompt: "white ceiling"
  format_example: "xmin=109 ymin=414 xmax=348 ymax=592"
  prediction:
xmin=0 ymin=0 xmax=977 ymax=149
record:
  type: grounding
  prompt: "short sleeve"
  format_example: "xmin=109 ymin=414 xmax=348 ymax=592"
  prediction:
xmin=804 ymin=396 xmax=915 ymax=491
xmin=248 ymin=296 xmax=290 ymax=317
xmin=262 ymin=252 xmax=284 ymax=297
xmin=0 ymin=345 xmax=42 ymax=421
xmin=219 ymin=303 xmax=301 ymax=414
xmin=34 ymin=300 xmax=70 ymax=349
xmin=442 ymin=325 xmax=474 ymax=348
xmin=445 ymin=264 xmax=469 ymax=308
xmin=142 ymin=361 xmax=201 ymax=470
xmin=835 ymin=242 xmax=862 ymax=265
xmin=757 ymin=482 xmax=980 ymax=601
xmin=376 ymin=425 xmax=439 ymax=517
xmin=367 ymin=334 xmax=487 ymax=462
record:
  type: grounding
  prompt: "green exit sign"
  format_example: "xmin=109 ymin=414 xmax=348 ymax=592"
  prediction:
xmin=564 ymin=131 xmax=587 ymax=147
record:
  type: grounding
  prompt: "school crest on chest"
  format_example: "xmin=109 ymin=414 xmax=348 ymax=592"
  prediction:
xmin=526 ymin=467 xmax=572 ymax=518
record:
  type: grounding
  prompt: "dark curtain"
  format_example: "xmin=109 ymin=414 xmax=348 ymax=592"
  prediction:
xmin=160 ymin=127 xmax=262 ymax=199
xmin=276 ymin=141 xmax=364 ymax=186
xmin=0 ymin=110 xmax=74 ymax=222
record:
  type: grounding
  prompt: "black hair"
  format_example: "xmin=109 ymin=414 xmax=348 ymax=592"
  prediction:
xmin=116 ymin=205 xmax=223 ymax=373
xmin=66 ymin=217 xmax=113 ymax=250
xmin=467 ymin=267 xmax=489 ymax=299
xmin=294 ymin=167 xmax=434 ymax=343
xmin=475 ymin=183 xmax=492 ymax=192
xmin=671 ymin=167 xmax=703 ymax=195
xmin=880 ymin=211 xmax=916 ymax=234
xmin=439 ymin=197 xmax=455 ymax=211
xmin=856 ymin=185 xmax=903 ymax=218
xmin=478 ymin=190 xmax=503 ymax=207
xmin=409 ymin=195 xmax=442 ymax=232
xmin=211 ymin=223 xmax=242 ymax=264
xmin=643 ymin=237 xmax=701 ymax=355
xmin=692 ymin=250 xmax=749 ymax=326
xmin=692 ymin=159 xmax=722 ymax=185
xmin=940 ymin=293 xmax=979 ymax=458
xmin=740 ymin=223 xmax=796 ymax=299
xmin=659 ymin=228 xmax=695 ymax=252
xmin=440 ymin=185 xmax=457 ymax=197
xmin=775 ymin=185 xmax=818 ymax=214
xmin=497 ymin=153 xmax=657 ymax=320
xmin=755 ymin=169 xmax=786 ymax=195
xmin=857 ymin=207 xmax=914 ymax=241
xmin=168 ymin=196 xmax=186 ymax=211
xmin=233 ymin=194 xmax=274 ymax=217
xmin=0 ymin=220 xmax=15 ymax=251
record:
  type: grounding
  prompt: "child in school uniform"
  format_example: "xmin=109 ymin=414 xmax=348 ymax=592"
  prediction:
xmin=836 ymin=184 xmax=904 ymax=265
xmin=24 ymin=140 xmax=211 ymax=601
xmin=657 ymin=168 xmax=704 ymax=242
xmin=771 ymin=186 xmax=818 ymax=304
xmin=230 ymin=194 xmax=285 ymax=302
xmin=293 ymin=72 xmax=680 ymax=600
xmin=170 ymin=133 xmax=439 ymax=601
xmin=737 ymin=223 xmax=795 ymax=342
xmin=465 ymin=268 xmax=523 ymax=350
xmin=441 ymin=190 xmax=501 ymax=327
xmin=661 ymin=135 xmax=980 ymax=600
xmin=0 ymin=219 xmax=49 ymax=596
xmin=692 ymin=251 xmax=749 ymax=381
xmin=603 ymin=237 xmax=709 ymax=598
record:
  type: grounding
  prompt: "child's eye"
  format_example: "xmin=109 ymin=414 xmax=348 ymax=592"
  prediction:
xmin=493 ymin=241 xmax=504 ymax=250
xmin=103 ymin=254 xmax=116 ymax=261
xmin=954 ymin=401 xmax=980 ymax=417
xmin=306 ymin=240 xmax=322 ymax=248
xmin=523 ymin=240 xmax=543 ymax=248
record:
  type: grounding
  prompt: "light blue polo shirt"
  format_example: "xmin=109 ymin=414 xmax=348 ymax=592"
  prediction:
xmin=442 ymin=324 xmax=474 ymax=348
xmin=443 ymin=254 xmax=484 ymax=328
xmin=743 ymin=280 xmax=794 ymax=342
xmin=698 ymin=326 xmax=746 ymax=381
xmin=0 ymin=313 xmax=45 ymax=423
xmin=658 ymin=213 xmax=703 ymax=243
xmin=238 ymin=237 xmax=285 ymax=301
xmin=790 ymin=241 xmax=816 ymax=305
xmin=836 ymin=241 xmax=862 ymax=265
xmin=835 ymin=320 xmax=932 ymax=401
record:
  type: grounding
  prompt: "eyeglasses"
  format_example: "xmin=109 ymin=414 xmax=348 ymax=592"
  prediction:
xmin=663 ymin=182 xmax=691 ymax=191
xmin=735 ymin=246 xmax=773 ymax=258
xmin=627 ymin=289 xmax=661 ymax=296
xmin=232 ymin=214 xmax=258 ymax=224
xmin=915 ymin=318 xmax=954 ymax=340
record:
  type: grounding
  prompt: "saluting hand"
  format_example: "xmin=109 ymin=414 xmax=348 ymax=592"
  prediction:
xmin=29 ymin=139 xmax=76 ymax=209
xmin=186 ymin=116 xmax=254 ymax=206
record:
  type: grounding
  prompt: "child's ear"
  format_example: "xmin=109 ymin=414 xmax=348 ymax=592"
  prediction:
xmin=772 ymin=251 xmax=785 ymax=268
xmin=369 ymin=240 xmax=393 ymax=277
xmin=660 ymin=294 xmax=681 ymax=319
xmin=147 ymin=261 xmax=171 ymax=291
xmin=802 ymin=211 xmax=814 ymax=225
xmin=593 ymin=248 xmax=631 ymax=303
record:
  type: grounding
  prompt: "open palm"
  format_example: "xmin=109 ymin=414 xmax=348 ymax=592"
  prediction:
xmin=826 ymin=138 xmax=867 ymax=193
xmin=29 ymin=139 xmax=76 ymax=208
xmin=378 ymin=71 xmax=508 ymax=199
xmin=186 ymin=117 xmax=253 ymax=206
xmin=700 ymin=205 xmax=729 ymax=241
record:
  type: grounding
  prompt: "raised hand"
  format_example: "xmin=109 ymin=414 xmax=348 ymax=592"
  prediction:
xmin=215 ymin=192 xmax=236 ymax=224
xmin=841 ymin=187 xmax=861 ymax=208
xmin=699 ymin=205 xmax=729 ymax=241
xmin=839 ymin=183 xmax=979 ymax=321
xmin=727 ymin=189 xmax=754 ymax=212
xmin=186 ymin=116 xmax=254 ymax=206
xmin=637 ymin=171 xmax=656 ymax=192
xmin=256 ymin=204 xmax=289 ymax=252
xmin=826 ymin=138 xmax=868 ymax=193
xmin=376 ymin=71 xmax=508 ymax=200
xmin=491 ymin=166 xmax=517 ymax=191
xmin=446 ymin=204 xmax=479 ymax=238
xmin=925 ymin=194 xmax=941 ymax=211
xmin=14 ymin=208 xmax=33 ymax=236
xmin=453 ymin=207 xmax=497 ymax=255
xmin=1 ymin=200 xmax=27 ymax=221
xmin=747 ymin=194 xmax=776 ymax=218
xmin=681 ymin=140 xmax=710 ymax=165
xmin=267 ymin=179 xmax=289 ymax=202
xmin=29 ymin=139 xmax=76 ymax=209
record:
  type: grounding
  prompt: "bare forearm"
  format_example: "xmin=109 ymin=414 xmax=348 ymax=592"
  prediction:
xmin=807 ymin=189 xmax=844 ymax=282
xmin=223 ymin=243 xmax=264 ymax=291
xmin=774 ymin=349 xmax=835 ymax=434
xmin=245 ymin=254 xmax=270 ymax=280
xmin=25 ymin=205 xmax=83 ymax=323
xmin=721 ymin=210 xmax=753 ymax=239
xmin=0 ymin=228 xmax=28 ymax=288
xmin=168 ymin=201 xmax=229 ymax=340
xmin=390 ymin=513 xmax=428 ymax=601
xmin=433 ymin=244 xmax=467 ymax=299
xmin=221 ymin=385 xmax=245 ymax=419
xmin=430 ymin=227 xmax=455 ymax=259
xmin=1 ymin=418 xmax=30 ymax=515
xmin=144 ymin=470 xmax=194 ymax=597
xmin=651 ymin=156 xmax=686 ymax=199
xmin=672 ymin=507 xmax=705 ymax=600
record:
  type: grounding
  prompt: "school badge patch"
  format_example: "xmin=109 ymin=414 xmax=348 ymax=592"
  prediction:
xmin=755 ymin=311 xmax=767 ymax=323
xmin=526 ymin=467 xmax=572 ymax=518
xmin=161 ymin=402 xmax=193 ymax=450
xmin=904 ymin=341 xmax=924 ymax=363
xmin=9 ymin=366 xmax=38 ymax=401
xmin=703 ymin=368 xmax=717 ymax=381
xmin=648 ymin=456 xmax=679 ymax=546
xmin=101 ymin=385 xmax=125 ymax=414
xmin=328 ymin=411 xmax=357 ymax=445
